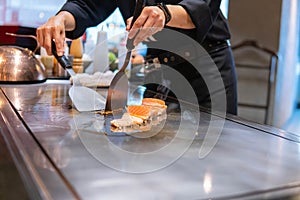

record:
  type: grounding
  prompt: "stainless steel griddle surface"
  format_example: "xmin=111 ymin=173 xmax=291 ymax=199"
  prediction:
xmin=1 ymin=80 xmax=300 ymax=200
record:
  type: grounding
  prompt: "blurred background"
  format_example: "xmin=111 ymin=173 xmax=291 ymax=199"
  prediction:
xmin=0 ymin=0 xmax=299 ymax=134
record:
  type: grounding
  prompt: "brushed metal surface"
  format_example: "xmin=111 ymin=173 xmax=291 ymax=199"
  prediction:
xmin=0 ymin=122 xmax=30 ymax=200
xmin=0 ymin=85 xmax=78 ymax=199
xmin=1 ymin=80 xmax=300 ymax=199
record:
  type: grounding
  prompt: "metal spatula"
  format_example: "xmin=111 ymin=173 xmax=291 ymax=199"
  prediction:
xmin=52 ymin=41 xmax=106 ymax=112
xmin=105 ymin=0 xmax=146 ymax=112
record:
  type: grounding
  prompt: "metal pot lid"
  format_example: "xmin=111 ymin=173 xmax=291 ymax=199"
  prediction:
xmin=0 ymin=45 xmax=47 ymax=84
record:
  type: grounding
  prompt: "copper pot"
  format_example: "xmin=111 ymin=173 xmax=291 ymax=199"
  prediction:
xmin=0 ymin=33 xmax=47 ymax=83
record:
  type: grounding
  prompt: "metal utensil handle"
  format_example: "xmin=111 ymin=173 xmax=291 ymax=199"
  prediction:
xmin=126 ymin=0 xmax=147 ymax=50
xmin=51 ymin=40 xmax=72 ymax=69
xmin=5 ymin=32 xmax=39 ymax=54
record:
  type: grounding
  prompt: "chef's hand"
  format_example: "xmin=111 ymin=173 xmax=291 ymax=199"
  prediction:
xmin=36 ymin=11 xmax=75 ymax=56
xmin=126 ymin=6 xmax=166 ymax=46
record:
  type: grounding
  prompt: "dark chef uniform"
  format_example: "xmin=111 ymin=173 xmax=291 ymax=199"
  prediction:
xmin=60 ymin=0 xmax=238 ymax=115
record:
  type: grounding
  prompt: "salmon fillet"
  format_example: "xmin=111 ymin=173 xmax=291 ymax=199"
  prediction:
xmin=141 ymin=98 xmax=167 ymax=117
xmin=110 ymin=98 xmax=168 ymax=132
xmin=142 ymin=98 xmax=167 ymax=108
xmin=127 ymin=105 xmax=152 ymax=121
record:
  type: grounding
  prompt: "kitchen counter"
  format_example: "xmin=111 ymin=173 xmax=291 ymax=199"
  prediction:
xmin=1 ymin=79 xmax=300 ymax=200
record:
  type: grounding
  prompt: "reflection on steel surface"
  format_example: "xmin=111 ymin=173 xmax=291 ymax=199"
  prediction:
xmin=2 ymin=81 xmax=300 ymax=199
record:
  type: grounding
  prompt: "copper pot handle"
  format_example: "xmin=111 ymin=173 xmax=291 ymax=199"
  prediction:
xmin=5 ymin=32 xmax=39 ymax=54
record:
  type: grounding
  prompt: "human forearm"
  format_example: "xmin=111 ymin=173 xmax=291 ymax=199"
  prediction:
xmin=56 ymin=11 xmax=76 ymax=31
xmin=166 ymin=5 xmax=196 ymax=29
xmin=127 ymin=4 xmax=196 ymax=46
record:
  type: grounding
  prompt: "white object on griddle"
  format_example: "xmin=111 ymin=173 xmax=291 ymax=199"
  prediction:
xmin=70 ymin=71 xmax=115 ymax=87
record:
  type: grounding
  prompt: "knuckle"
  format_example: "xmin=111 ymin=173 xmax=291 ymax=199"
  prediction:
xmin=134 ymin=21 xmax=142 ymax=27
xmin=151 ymin=12 xmax=159 ymax=18
xmin=144 ymin=7 xmax=151 ymax=13
xmin=50 ymin=25 xmax=57 ymax=31
xmin=158 ymin=17 xmax=164 ymax=24
xmin=44 ymin=26 xmax=52 ymax=32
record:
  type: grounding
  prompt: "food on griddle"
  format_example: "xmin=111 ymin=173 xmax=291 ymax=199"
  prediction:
xmin=128 ymin=105 xmax=152 ymax=121
xmin=70 ymin=71 xmax=114 ymax=87
xmin=110 ymin=98 xmax=167 ymax=132
xmin=142 ymin=98 xmax=167 ymax=108
xmin=111 ymin=113 xmax=143 ymax=128
xmin=142 ymin=98 xmax=167 ymax=118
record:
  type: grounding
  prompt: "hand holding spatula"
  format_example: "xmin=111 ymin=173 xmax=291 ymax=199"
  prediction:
xmin=104 ymin=0 xmax=147 ymax=112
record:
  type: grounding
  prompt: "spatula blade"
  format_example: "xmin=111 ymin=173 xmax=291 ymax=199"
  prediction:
xmin=105 ymin=71 xmax=129 ymax=112
xmin=69 ymin=86 xmax=106 ymax=112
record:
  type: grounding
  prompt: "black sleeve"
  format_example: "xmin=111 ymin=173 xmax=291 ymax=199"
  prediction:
xmin=178 ymin=0 xmax=222 ymax=42
xmin=59 ymin=0 xmax=117 ymax=39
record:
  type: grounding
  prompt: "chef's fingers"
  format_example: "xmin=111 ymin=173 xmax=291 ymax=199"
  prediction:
xmin=128 ymin=9 xmax=148 ymax=40
xmin=52 ymin=26 xmax=65 ymax=56
xmin=36 ymin=16 xmax=66 ymax=56
xmin=36 ymin=25 xmax=53 ymax=55
xmin=36 ymin=27 xmax=45 ymax=51
xmin=133 ymin=25 xmax=155 ymax=46
xmin=133 ymin=22 xmax=163 ymax=46
xmin=132 ymin=7 xmax=164 ymax=46
xmin=133 ymin=7 xmax=165 ymax=46
xmin=126 ymin=17 xmax=133 ymax=31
